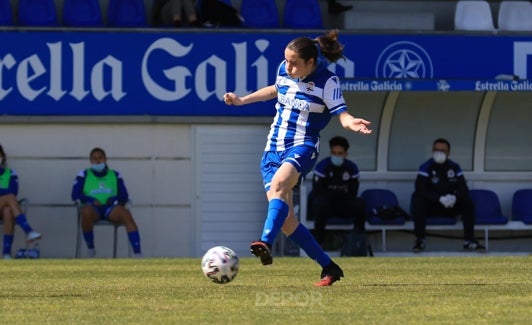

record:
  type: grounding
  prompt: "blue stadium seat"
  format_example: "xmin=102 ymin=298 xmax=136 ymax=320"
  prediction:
xmin=361 ymin=189 xmax=406 ymax=225
xmin=0 ymin=0 xmax=14 ymax=26
xmin=469 ymin=189 xmax=508 ymax=225
xmin=512 ymin=189 xmax=532 ymax=224
xmin=63 ymin=0 xmax=104 ymax=27
xmin=240 ymin=0 xmax=280 ymax=28
xmin=283 ymin=0 xmax=323 ymax=29
xmin=107 ymin=0 xmax=148 ymax=27
xmin=18 ymin=0 xmax=59 ymax=26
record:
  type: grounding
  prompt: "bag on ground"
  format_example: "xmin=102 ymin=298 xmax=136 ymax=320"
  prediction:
xmin=341 ymin=231 xmax=372 ymax=257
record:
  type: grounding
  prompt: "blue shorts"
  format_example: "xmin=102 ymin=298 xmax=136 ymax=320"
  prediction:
xmin=84 ymin=202 xmax=118 ymax=219
xmin=260 ymin=145 xmax=319 ymax=192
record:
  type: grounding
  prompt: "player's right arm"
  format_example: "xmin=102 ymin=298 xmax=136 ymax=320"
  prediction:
xmin=71 ymin=170 xmax=97 ymax=204
xmin=223 ymin=85 xmax=277 ymax=106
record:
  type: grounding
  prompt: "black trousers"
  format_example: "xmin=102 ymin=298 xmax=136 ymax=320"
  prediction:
xmin=312 ymin=195 xmax=366 ymax=245
xmin=411 ymin=192 xmax=475 ymax=241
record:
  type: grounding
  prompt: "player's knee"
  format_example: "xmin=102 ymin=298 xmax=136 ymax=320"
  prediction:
xmin=2 ymin=193 xmax=17 ymax=203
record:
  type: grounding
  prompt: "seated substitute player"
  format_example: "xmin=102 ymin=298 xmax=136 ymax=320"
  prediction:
xmin=0 ymin=144 xmax=42 ymax=259
xmin=310 ymin=136 xmax=366 ymax=245
xmin=411 ymin=138 xmax=485 ymax=252
xmin=71 ymin=147 xmax=141 ymax=258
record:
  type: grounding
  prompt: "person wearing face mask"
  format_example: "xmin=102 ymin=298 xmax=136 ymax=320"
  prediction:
xmin=0 ymin=144 xmax=42 ymax=259
xmin=310 ymin=136 xmax=366 ymax=246
xmin=71 ymin=147 xmax=142 ymax=258
xmin=411 ymin=138 xmax=484 ymax=252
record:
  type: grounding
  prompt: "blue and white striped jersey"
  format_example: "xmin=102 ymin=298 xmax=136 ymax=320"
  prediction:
xmin=264 ymin=60 xmax=348 ymax=152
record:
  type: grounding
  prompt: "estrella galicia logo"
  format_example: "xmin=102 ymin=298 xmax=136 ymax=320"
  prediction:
xmin=375 ymin=41 xmax=433 ymax=79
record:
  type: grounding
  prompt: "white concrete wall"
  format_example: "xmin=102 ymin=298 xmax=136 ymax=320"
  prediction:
xmin=0 ymin=123 xmax=193 ymax=258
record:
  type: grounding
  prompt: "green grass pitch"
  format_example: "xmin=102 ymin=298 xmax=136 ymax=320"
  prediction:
xmin=1 ymin=256 xmax=531 ymax=324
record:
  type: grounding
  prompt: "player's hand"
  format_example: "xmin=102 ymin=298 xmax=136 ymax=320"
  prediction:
xmin=339 ymin=112 xmax=372 ymax=134
xmin=347 ymin=118 xmax=372 ymax=134
xmin=439 ymin=194 xmax=455 ymax=208
xmin=223 ymin=92 xmax=242 ymax=106
xmin=446 ymin=194 xmax=456 ymax=208
xmin=352 ymin=118 xmax=372 ymax=134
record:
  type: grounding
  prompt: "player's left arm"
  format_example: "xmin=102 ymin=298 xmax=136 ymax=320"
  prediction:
xmin=115 ymin=173 xmax=129 ymax=205
xmin=9 ymin=171 xmax=19 ymax=196
xmin=323 ymin=77 xmax=372 ymax=135
xmin=454 ymin=169 xmax=470 ymax=201
xmin=347 ymin=164 xmax=360 ymax=196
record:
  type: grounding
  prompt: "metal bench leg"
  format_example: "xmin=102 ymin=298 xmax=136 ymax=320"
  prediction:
xmin=382 ymin=229 xmax=387 ymax=252
xmin=484 ymin=229 xmax=489 ymax=251
xmin=113 ymin=226 xmax=118 ymax=258
xmin=75 ymin=207 xmax=81 ymax=258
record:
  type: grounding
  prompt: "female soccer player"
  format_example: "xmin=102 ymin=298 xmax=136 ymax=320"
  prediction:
xmin=223 ymin=30 xmax=372 ymax=286
xmin=71 ymin=148 xmax=142 ymax=258
xmin=0 ymin=144 xmax=42 ymax=259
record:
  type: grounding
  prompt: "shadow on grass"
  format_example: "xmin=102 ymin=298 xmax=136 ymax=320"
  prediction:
xmin=362 ymin=283 xmax=496 ymax=287
xmin=0 ymin=293 xmax=85 ymax=298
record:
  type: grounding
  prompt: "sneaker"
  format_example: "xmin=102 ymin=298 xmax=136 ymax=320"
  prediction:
xmin=463 ymin=240 xmax=486 ymax=251
xmin=133 ymin=253 xmax=142 ymax=258
xmin=15 ymin=249 xmax=27 ymax=259
xmin=328 ymin=2 xmax=353 ymax=15
xmin=250 ymin=241 xmax=273 ymax=265
xmin=87 ymin=248 xmax=96 ymax=258
xmin=26 ymin=248 xmax=40 ymax=259
xmin=26 ymin=231 xmax=42 ymax=242
xmin=413 ymin=239 xmax=426 ymax=253
xmin=3 ymin=254 xmax=12 ymax=260
xmin=315 ymin=261 xmax=344 ymax=287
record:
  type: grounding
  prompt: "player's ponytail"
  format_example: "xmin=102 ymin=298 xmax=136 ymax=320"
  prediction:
xmin=314 ymin=29 xmax=345 ymax=63
xmin=286 ymin=29 xmax=345 ymax=66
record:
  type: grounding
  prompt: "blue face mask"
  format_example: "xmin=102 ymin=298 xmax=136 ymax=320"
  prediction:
xmin=331 ymin=155 xmax=344 ymax=167
xmin=91 ymin=162 xmax=106 ymax=172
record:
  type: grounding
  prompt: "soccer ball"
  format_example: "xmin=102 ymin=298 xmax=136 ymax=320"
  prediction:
xmin=201 ymin=246 xmax=239 ymax=284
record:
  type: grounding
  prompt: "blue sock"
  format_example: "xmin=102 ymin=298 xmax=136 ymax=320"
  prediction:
xmin=127 ymin=231 xmax=141 ymax=254
xmin=15 ymin=214 xmax=33 ymax=233
xmin=288 ymin=224 xmax=332 ymax=267
xmin=260 ymin=199 xmax=289 ymax=246
xmin=3 ymin=235 xmax=14 ymax=255
xmin=83 ymin=231 xmax=95 ymax=249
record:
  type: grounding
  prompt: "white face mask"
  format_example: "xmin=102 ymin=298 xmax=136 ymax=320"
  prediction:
xmin=432 ymin=151 xmax=447 ymax=164
xmin=331 ymin=155 xmax=344 ymax=167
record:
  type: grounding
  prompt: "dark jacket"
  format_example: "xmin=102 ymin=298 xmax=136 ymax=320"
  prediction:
xmin=415 ymin=158 xmax=469 ymax=203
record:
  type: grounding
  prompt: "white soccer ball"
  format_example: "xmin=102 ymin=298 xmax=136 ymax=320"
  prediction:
xmin=201 ymin=246 xmax=239 ymax=284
